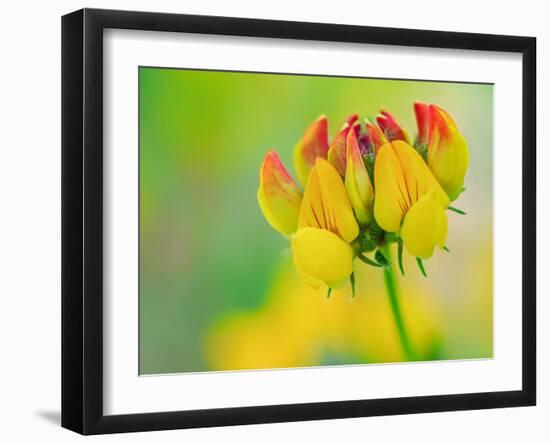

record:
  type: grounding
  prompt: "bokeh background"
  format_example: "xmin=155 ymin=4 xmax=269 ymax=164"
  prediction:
xmin=139 ymin=67 xmax=493 ymax=375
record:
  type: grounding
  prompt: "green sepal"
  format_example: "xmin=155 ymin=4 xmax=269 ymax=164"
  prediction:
xmin=375 ymin=249 xmax=391 ymax=267
xmin=360 ymin=232 xmax=377 ymax=252
xmin=416 ymin=257 xmax=427 ymax=277
xmin=384 ymin=232 xmax=400 ymax=243
xmin=448 ymin=206 xmax=466 ymax=215
xmin=368 ymin=220 xmax=384 ymax=243
xmin=326 ymin=287 xmax=333 ymax=299
xmin=358 ymin=253 xmax=382 ymax=268
xmin=350 ymin=272 xmax=356 ymax=298
xmin=397 ymin=239 xmax=405 ymax=276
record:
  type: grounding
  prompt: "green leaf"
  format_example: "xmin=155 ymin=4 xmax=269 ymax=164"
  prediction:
xmin=416 ymin=257 xmax=427 ymax=277
xmin=448 ymin=206 xmax=466 ymax=215
xmin=375 ymin=249 xmax=391 ymax=267
xmin=350 ymin=272 xmax=356 ymax=298
xmin=397 ymin=240 xmax=405 ymax=276
xmin=358 ymin=254 xmax=382 ymax=268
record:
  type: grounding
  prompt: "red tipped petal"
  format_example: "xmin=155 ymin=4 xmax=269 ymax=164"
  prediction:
xmin=258 ymin=151 xmax=303 ymax=235
xmin=376 ymin=110 xmax=409 ymax=143
xmin=414 ymin=101 xmax=430 ymax=145
xmin=293 ymin=115 xmax=329 ymax=185
xmin=327 ymin=123 xmax=353 ymax=176
xmin=365 ymin=119 xmax=388 ymax=154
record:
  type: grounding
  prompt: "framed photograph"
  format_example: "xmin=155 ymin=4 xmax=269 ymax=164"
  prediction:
xmin=61 ymin=8 xmax=536 ymax=435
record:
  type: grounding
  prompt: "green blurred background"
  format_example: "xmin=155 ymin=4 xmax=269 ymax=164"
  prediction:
xmin=139 ymin=67 xmax=493 ymax=375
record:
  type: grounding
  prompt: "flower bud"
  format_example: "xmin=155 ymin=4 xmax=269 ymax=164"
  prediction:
xmin=293 ymin=115 xmax=329 ymax=186
xmin=257 ymin=151 xmax=303 ymax=236
xmin=376 ymin=111 xmax=410 ymax=143
xmin=345 ymin=128 xmax=374 ymax=225
xmin=415 ymin=102 xmax=469 ymax=201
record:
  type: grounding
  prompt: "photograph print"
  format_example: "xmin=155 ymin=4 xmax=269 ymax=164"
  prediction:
xmin=138 ymin=67 xmax=493 ymax=375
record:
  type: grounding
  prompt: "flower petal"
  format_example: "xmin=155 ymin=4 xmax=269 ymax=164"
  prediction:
xmin=257 ymin=151 xmax=303 ymax=236
xmin=391 ymin=140 xmax=450 ymax=210
xmin=298 ymin=158 xmax=359 ymax=243
xmin=374 ymin=141 xmax=449 ymax=233
xmin=345 ymin=128 xmax=374 ymax=225
xmin=427 ymin=105 xmax=469 ymax=201
xmin=327 ymin=123 xmax=352 ymax=177
xmin=292 ymin=227 xmax=354 ymax=288
xmin=376 ymin=111 xmax=410 ymax=143
xmin=293 ymin=115 xmax=329 ymax=186
xmin=328 ymin=114 xmax=360 ymax=176
xmin=373 ymin=143 xmax=410 ymax=232
xmin=365 ymin=118 xmax=388 ymax=154
xmin=401 ymin=193 xmax=448 ymax=259
xmin=414 ymin=101 xmax=430 ymax=145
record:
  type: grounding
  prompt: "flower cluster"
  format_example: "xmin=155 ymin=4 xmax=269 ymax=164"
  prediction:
xmin=257 ymin=103 xmax=469 ymax=293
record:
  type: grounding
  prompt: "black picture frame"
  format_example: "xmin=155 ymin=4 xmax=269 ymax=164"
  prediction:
xmin=62 ymin=8 xmax=537 ymax=435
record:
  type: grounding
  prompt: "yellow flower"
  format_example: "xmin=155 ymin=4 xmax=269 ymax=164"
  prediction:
xmin=205 ymin=259 xmax=444 ymax=370
xmin=414 ymin=102 xmax=469 ymax=201
xmin=257 ymin=151 xmax=303 ymax=236
xmin=401 ymin=192 xmax=448 ymax=259
xmin=293 ymin=158 xmax=359 ymax=288
xmin=258 ymin=115 xmax=370 ymax=289
xmin=258 ymin=106 xmax=467 ymax=286
xmin=374 ymin=140 xmax=449 ymax=259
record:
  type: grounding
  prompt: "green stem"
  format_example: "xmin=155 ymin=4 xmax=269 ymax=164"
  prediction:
xmin=380 ymin=243 xmax=416 ymax=361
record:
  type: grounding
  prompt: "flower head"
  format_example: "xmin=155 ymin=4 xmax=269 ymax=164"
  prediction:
xmin=258 ymin=105 xmax=468 ymax=290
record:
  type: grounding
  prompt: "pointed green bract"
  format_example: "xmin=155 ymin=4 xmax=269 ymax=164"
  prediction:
xmin=416 ymin=257 xmax=427 ymax=277
xmin=397 ymin=239 xmax=405 ymax=276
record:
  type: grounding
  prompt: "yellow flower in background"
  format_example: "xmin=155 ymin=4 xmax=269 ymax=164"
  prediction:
xmin=414 ymin=102 xmax=469 ymax=201
xmin=205 ymin=259 xmax=444 ymax=370
xmin=205 ymin=230 xmax=494 ymax=371
xmin=374 ymin=140 xmax=449 ymax=259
